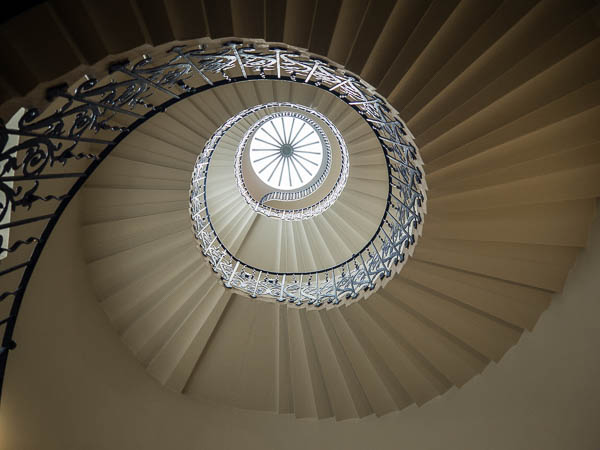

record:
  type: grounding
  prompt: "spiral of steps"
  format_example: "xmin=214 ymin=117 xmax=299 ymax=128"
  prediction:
xmin=2 ymin=0 xmax=599 ymax=422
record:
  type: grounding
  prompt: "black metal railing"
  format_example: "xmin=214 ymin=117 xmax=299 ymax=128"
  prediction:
xmin=0 ymin=39 xmax=426 ymax=400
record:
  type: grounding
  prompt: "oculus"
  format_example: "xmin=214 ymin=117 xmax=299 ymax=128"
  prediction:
xmin=249 ymin=113 xmax=327 ymax=191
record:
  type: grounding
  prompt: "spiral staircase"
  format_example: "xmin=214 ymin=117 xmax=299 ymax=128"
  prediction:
xmin=1 ymin=0 xmax=600 ymax=426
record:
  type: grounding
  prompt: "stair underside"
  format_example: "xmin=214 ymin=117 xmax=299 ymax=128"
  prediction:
xmin=2 ymin=0 xmax=598 ymax=421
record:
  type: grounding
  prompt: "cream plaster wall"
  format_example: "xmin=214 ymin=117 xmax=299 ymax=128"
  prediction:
xmin=1 ymin=195 xmax=599 ymax=450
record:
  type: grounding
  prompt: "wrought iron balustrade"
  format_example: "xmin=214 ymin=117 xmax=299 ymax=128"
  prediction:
xmin=0 ymin=39 xmax=426 ymax=400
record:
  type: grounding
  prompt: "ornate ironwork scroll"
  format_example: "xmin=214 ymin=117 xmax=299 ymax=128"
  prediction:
xmin=0 ymin=40 xmax=426 ymax=400
xmin=188 ymin=42 xmax=426 ymax=307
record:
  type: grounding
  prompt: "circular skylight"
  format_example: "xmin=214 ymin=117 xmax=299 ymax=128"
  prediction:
xmin=249 ymin=115 xmax=324 ymax=190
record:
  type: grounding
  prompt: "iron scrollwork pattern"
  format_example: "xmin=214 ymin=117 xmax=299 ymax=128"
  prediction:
xmin=0 ymin=40 xmax=425 ymax=400
xmin=188 ymin=42 xmax=426 ymax=308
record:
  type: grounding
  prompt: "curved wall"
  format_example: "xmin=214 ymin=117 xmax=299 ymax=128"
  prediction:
xmin=0 ymin=194 xmax=599 ymax=450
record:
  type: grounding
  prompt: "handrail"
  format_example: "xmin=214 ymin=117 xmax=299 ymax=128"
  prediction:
xmin=0 ymin=40 xmax=426 ymax=400
xmin=189 ymin=44 xmax=426 ymax=308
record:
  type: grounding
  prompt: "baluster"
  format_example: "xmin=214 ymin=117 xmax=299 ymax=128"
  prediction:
xmin=359 ymin=253 xmax=373 ymax=289
xmin=252 ymin=271 xmax=262 ymax=297
xmin=278 ymin=274 xmax=286 ymax=302
xmin=226 ymin=261 xmax=240 ymax=287
xmin=332 ymin=269 xmax=339 ymax=304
